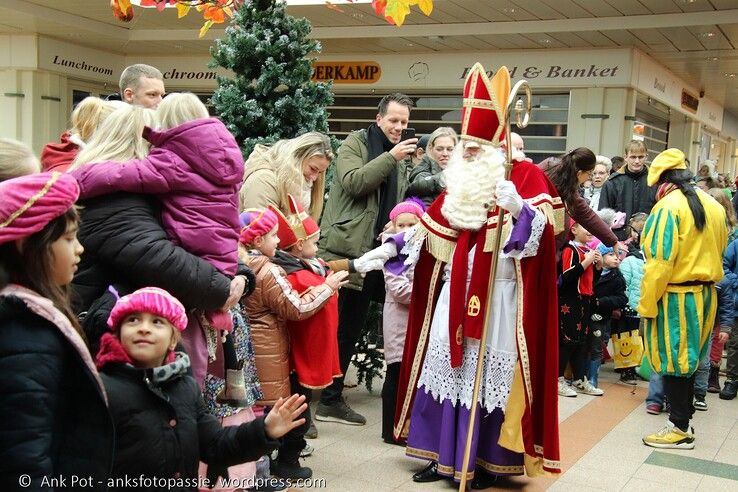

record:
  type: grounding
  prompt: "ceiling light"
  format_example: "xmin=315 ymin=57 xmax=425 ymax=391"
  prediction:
xmin=539 ymin=38 xmax=552 ymax=44
xmin=724 ymin=73 xmax=736 ymax=78
xmin=707 ymin=56 xmax=719 ymax=61
xmin=406 ymin=42 xmax=415 ymax=47
xmin=502 ymin=8 xmax=516 ymax=14
xmin=699 ymin=32 xmax=716 ymax=38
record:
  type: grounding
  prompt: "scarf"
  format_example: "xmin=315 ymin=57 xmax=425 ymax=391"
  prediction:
xmin=656 ymin=182 xmax=678 ymax=201
xmin=96 ymin=331 xmax=183 ymax=380
xmin=366 ymin=123 xmax=398 ymax=238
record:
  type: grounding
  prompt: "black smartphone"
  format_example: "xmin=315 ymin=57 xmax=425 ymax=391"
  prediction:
xmin=400 ymin=128 xmax=416 ymax=141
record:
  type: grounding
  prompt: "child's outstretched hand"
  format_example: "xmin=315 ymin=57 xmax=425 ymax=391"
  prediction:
xmin=326 ymin=270 xmax=350 ymax=291
xmin=264 ymin=394 xmax=307 ymax=439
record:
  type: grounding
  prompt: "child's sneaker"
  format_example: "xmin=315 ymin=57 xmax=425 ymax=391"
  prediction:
xmin=300 ymin=443 xmax=314 ymax=458
xmin=642 ymin=421 xmax=695 ymax=449
xmin=573 ymin=378 xmax=604 ymax=396
xmin=619 ymin=367 xmax=637 ymax=385
xmin=646 ymin=403 xmax=663 ymax=415
xmin=558 ymin=377 xmax=577 ymax=397
xmin=694 ymin=397 xmax=708 ymax=411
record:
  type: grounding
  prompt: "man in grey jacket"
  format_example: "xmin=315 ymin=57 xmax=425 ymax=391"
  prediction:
xmin=317 ymin=93 xmax=417 ymax=426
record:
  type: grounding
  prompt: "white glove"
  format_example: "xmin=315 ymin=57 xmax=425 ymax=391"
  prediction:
xmin=354 ymin=242 xmax=398 ymax=272
xmin=495 ymin=180 xmax=524 ymax=219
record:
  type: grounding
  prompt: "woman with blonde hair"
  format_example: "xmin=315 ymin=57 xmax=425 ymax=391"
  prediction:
xmin=405 ymin=127 xmax=458 ymax=206
xmin=0 ymin=138 xmax=40 ymax=181
xmin=241 ymin=132 xmax=333 ymax=220
xmin=41 ymin=97 xmax=125 ymax=172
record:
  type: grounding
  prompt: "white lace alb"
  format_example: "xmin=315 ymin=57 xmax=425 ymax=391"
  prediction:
xmin=417 ymin=337 xmax=517 ymax=413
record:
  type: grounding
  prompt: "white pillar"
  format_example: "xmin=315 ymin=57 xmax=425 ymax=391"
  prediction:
xmin=567 ymin=87 xmax=635 ymax=158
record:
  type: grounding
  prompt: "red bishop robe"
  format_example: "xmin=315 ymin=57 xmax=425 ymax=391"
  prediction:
xmin=393 ymin=159 xmax=564 ymax=475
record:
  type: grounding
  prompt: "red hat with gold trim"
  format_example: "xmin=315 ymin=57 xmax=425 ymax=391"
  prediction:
xmin=271 ymin=195 xmax=320 ymax=249
xmin=460 ymin=63 xmax=511 ymax=147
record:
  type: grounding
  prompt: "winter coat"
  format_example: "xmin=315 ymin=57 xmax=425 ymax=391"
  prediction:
xmin=405 ymin=154 xmax=444 ymax=206
xmin=272 ymin=252 xmax=341 ymax=389
xmin=40 ymin=131 xmax=81 ymax=172
xmin=240 ymin=144 xmax=320 ymax=220
xmin=98 ymin=344 xmax=278 ymax=492
xmin=72 ymin=192 xmax=231 ymax=353
xmin=620 ymin=250 xmax=644 ymax=311
xmin=0 ymin=286 xmax=114 ymax=491
xmin=716 ymin=275 xmax=735 ymax=334
xmin=537 ymin=158 xmax=618 ymax=253
xmin=721 ymin=237 xmax=738 ymax=326
xmin=319 ymin=129 xmax=410 ymax=290
xmin=591 ymin=268 xmax=628 ymax=321
xmin=598 ymin=166 xmax=657 ymax=240
xmin=382 ymin=264 xmax=414 ymax=364
xmin=71 ymin=118 xmax=243 ymax=275
xmin=241 ymin=250 xmax=336 ymax=405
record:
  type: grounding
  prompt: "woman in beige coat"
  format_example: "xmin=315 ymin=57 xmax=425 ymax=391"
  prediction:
xmin=240 ymin=132 xmax=333 ymax=220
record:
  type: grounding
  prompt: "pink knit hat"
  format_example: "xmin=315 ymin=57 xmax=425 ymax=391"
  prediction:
xmin=0 ymin=172 xmax=79 ymax=245
xmin=107 ymin=287 xmax=188 ymax=332
xmin=239 ymin=208 xmax=278 ymax=245
xmin=390 ymin=197 xmax=425 ymax=222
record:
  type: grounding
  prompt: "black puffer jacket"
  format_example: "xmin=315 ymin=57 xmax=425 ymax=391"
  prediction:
xmin=101 ymin=361 xmax=279 ymax=492
xmin=591 ymin=268 xmax=627 ymax=321
xmin=72 ymin=193 xmax=233 ymax=352
xmin=73 ymin=193 xmax=231 ymax=313
xmin=598 ymin=167 xmax=657 ymax=240
xmin=405 ymin=154 xmax=444 ymax=206
xmin=0 ymin=293 xmax=114 ymax=491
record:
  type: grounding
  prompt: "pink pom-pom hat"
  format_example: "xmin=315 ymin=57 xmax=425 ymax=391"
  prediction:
xmin=107 ymin=287 xmax=188 ymax=332
xmin=238 ymin=208 xmax=278 ymax=245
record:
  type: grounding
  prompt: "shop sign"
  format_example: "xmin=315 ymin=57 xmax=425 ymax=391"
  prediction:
xmin=459 ymin=64 xmax=620 ymax=80
xmin=311 ymin=61 xmax=381 ymax=84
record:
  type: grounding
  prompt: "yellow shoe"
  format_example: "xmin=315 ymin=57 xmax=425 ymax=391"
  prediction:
xmin=642 ymin=421 xmax=695 ymax=449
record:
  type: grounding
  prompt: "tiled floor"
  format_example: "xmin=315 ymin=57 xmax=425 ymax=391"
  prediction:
xmin=297 ymin=364 xmax=738 ymax=491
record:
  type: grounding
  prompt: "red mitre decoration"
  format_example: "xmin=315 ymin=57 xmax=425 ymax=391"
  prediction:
xmin=460 ymin=63 xmax=511 ymax=147
xmin=271 ymin=195 xmax=320 ymax=249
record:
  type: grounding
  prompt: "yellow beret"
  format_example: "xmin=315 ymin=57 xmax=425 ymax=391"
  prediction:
xmin=647 ymin=148 xmax=687 ymax=186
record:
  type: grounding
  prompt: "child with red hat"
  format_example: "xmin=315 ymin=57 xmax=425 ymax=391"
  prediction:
xmin=238 ymin=206 xmax=348 ymax=480
xmin=96 ymin=286 xmax=307 ymax=490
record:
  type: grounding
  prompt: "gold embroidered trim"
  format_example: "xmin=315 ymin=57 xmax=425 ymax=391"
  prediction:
xmin=0 ymin=172 xmax=61 ymax=229
xmin=393 ymin=260 xmax=443 ymax=439
xmin=422 ymin=212 xmax=458 ymax=239
xmin=426 ymin=230 xmax=455 ymax=263
xmin=405 ymin=446 xmax=526 ymax=477
xmin=515 ymin=260 xmax=533 ymax=405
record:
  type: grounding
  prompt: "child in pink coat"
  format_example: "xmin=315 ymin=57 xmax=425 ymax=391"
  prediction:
xmin=380 ymin=198 xmax=425 ymax=444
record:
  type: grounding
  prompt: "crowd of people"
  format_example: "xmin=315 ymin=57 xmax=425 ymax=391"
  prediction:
xmin=0 ymin=60 xmax=736 ymax=492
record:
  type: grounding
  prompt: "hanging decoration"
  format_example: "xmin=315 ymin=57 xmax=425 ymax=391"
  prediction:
xmin=111 ymin=0 xmax=243 ymax=37
xmin=371 ymin=0 xmax=433 ymax=26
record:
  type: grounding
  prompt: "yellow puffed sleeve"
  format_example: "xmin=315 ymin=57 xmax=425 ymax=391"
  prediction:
xmin=637 ymin=206 xmax=679 ymax=318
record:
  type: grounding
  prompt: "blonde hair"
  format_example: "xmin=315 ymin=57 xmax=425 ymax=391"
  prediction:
xmin=70 ymin=97 xmax=126 ymax=143
xmin=0 ymin=138 xmax=40 ymax=181
xmin=70 ymin=105 xmax=157 ymax=170
xmin=426 ymin=127 xmax=458 ymax=154
xmin=256 ymin=132 xmax=333 ymax=220
xmin=595 ymin=155 xmax=612 ymax=172
xmin=157 ymin=93 xmax=209 ymax=129
xmin=708 ymin=188 xmax=738 ymax=227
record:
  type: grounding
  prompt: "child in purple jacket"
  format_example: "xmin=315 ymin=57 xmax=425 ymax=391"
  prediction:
xmin=70 ymin=96 xmax=246 ymax=400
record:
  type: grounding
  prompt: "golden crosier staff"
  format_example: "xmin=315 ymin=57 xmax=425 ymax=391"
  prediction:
xmin=458 ymin=79 xmax=532 ymax=492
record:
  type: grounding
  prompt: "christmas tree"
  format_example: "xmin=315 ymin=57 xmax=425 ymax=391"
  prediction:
xmin=209 ymin=0 xmax=334 ymax=157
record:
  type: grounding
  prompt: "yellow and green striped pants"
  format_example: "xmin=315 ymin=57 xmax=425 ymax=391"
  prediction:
xmin=644 ymin=284 xmax=716 ymax=377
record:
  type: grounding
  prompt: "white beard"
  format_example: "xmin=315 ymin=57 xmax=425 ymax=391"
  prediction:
xmin=441 ymin=145 xmax=506 ymax=231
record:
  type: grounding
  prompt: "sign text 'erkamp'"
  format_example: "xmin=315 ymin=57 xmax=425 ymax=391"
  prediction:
xmin=460 ymin=64 xmax=620 ymax=80
xmin=312 ymin=62 xmax=382 ymax=84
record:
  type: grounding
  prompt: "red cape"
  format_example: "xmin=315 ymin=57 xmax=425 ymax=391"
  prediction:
xmin=394 ymin=159 xmax=563 ymax=473
xmin=40 ymin=132 xmax=80 ymax=173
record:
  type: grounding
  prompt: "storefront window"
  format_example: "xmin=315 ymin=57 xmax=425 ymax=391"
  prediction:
xmin=327 ymin=93 xmax=569 ymax=161
xmin=635 ymin=94 xmax=669 ymax=163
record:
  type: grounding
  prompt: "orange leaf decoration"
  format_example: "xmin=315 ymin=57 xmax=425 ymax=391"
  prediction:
xmin=111 ymin=0 xmax=134 ymax=22
xmin=325 ymin=1 xmax=345 ymax=13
